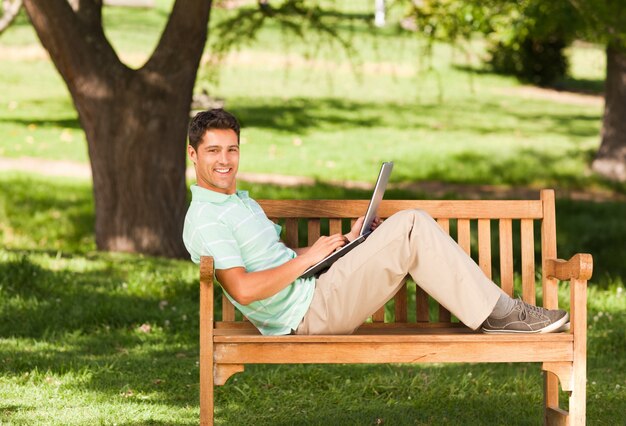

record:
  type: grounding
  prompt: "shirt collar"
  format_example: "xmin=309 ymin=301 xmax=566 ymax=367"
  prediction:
xmin=190 ymin=184 xmax=249 ymax=204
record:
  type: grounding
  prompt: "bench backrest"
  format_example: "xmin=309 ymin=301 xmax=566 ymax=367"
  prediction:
xmin=217 ymin=190 xmax=559 ymax=327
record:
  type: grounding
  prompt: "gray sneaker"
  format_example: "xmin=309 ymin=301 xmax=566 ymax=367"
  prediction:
xmin=482 ymin=298 xmax=569 ymax=334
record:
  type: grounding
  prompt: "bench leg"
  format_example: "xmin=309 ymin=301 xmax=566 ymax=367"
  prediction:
xmin=568 ymin=357 xmax=586 ymax=425
xmin=200 ymin=360 xmax=214 ymax=426
xmin=544 ymin=370 xmax=566 ymax=426
xmin=199 ymin=267 xmax=215 ymax=426
xmin=569 ymin=278 xmax=587 ymax=426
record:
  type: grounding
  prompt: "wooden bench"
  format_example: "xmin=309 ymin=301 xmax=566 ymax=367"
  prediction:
xmin=198 ymin=189 xmax=592 ymax=425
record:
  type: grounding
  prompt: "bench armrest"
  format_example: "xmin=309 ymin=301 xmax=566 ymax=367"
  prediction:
xmin=544 ymin=254 xmax=593 ymax=281
xmin=200 ymin=256 xmax=215 ymax=283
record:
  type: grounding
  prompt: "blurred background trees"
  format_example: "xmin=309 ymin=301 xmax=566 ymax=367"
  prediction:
xmin=3 ymin=0 xmax=625 ymax=258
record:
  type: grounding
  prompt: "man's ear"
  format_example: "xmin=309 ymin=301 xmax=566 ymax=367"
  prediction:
xmin=187 ymin=144 xmax=197 ymax=164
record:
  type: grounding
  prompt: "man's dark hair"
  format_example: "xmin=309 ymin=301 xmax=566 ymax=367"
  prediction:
xmin=188 ymin=108 xmax=241 ymax=150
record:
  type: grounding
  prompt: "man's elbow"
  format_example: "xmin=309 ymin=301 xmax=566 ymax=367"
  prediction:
xmin=228 ymin=287 xmax=256 ymax=306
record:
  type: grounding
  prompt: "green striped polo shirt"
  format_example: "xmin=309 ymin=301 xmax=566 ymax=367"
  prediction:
xmin=182 ymin=184 xmax=315 ymax=335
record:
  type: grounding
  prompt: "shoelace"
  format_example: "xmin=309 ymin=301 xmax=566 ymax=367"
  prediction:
xmin=517 ymin=298 xmax=545 ymax=320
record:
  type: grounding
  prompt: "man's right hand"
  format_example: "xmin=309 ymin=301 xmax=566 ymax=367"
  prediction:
xmin=299 ymin=234 xmax=347 ymax=266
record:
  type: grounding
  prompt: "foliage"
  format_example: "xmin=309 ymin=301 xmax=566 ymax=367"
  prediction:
xmin=484 ymin=1 xmax=582 ymax=85
xmin=401 ymin=0 xmax=580 ymax=85
xmin=565 ymin=0 xmax=626 ymax=48
xmin=203 ymin=0 xmax=370 ymax=87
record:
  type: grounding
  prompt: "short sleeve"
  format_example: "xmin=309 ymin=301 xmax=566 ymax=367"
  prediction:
xmin=197 ymin=221 xmax=245 ymax=270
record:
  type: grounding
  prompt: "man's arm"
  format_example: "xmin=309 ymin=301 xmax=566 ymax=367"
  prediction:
xmin=217 ymin=233 xmax=347 ymax=305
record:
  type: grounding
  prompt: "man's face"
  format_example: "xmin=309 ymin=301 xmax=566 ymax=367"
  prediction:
xmin=188 ymin=128 xmax=239 ymax=194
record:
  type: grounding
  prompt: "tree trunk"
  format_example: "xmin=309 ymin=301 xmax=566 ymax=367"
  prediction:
xmin=23 ymin=0 xmax=212 ymax=257
xmin=592 ymin=43 xmax=626 ymax=182
xmin=83 ymin=69 xmax=192 ymax=257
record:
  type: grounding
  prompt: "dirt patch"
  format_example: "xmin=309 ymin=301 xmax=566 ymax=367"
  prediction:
xmin=1 ymin=156 xmax=624 ymax=202
xmin=494 ymin=86 xmax=603 ymax=107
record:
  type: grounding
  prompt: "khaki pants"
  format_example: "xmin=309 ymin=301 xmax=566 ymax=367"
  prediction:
xmin=295 ymin=210 xmax=504 ymax=335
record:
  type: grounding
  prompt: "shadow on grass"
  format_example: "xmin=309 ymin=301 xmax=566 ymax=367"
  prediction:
xmin=1 ymin=189 xmax=624 ymax=424
xmin=413 ymin=148 xmax=595 ymax=188
xmin=0 ymin=250 xmax=203 ymax=415
xmin=552 ymin=76 xmax=604 ymax=96
xmin=453 ymin=64 xmax=604 ymax=96
xmin=231 ymin=96 xmax=600 ymax=138
xmin=0 ymin=175 xmax=95 ymax=252
xmin=0 ymin=254 xmax=198 ymax=337
xmin=2 ymin=172 xmax=626 ymax=284
xmin=0 ymin=116 xmax=82 ymax=130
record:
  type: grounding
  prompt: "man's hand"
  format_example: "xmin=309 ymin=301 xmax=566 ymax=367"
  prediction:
xmin=345 ymin=216 xmax=382 ymax=242
xmin=298 ymin=234 xmax=347 ymax=265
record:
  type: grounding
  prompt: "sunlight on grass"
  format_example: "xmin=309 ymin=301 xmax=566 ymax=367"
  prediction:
xmin=1 ymin=174 xmax=625 ymax=424
xmin=0 ymin=1 xmax=623 ymax=424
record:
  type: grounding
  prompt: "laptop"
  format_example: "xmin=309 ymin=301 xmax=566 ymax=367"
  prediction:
xmin=300 ymin=161 xmax=394 ymax=279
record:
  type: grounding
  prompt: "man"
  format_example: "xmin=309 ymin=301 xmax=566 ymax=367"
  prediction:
xmin=183 ymin=109 xmax=569 ymax=336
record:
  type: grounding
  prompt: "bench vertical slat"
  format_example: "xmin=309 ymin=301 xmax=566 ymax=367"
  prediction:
xmin=329 ymin=218 xmax=342 ymax=236
xmin=436 ymin=218 xmax=451 ymax=322
xmin=285 ymin=218 xmax=299 ymax=248
xmin=521 ymin=218 xmax=536 ymax=304
xmin=308 ymin=219 xmax=320 ymax=246
xmin=372 ymin=307 xmax=385 ymax=322
xmin=499 ymin=218 xmax=514 ymax=297
xmin=222 ymin=295 xmax=235 ymax=321
xmin=457 ymin=219 xmax=471 ymax=256
xmin=540 ymin=189 xmax=560 ymax=412
xmin=436 ymin=218 xmax=450 ymax=233
xmin=541 ymin=189 xmax=558 ymax=310
xmin=371 ymin=205 xmax=387 ymax=322
xmin=416 ymin=286 xmax=430 ymax=322
xmin=478 ymin=219 xmax=492 ymax=279
xmin=394 ymin=284 xmax=408 ymax=323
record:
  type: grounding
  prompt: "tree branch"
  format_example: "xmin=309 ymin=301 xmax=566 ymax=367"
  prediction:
xmin=143 ymin=0 xmax=212 ymax=79
xmin=76 ymin=0 xmax=103 ymax=29
xmin=22 ymin=0 xmax=123 ymax=93
xmin=0 ymin=0 xmax=22 ymax=35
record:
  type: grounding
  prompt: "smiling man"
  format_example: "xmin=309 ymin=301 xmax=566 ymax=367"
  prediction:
xmin=183 ymin=109 xmax=570 ymax=336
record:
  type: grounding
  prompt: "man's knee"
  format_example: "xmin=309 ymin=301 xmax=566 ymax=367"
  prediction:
xmin=380 ymin=209 xmax=434 ymax=239
xmin=388 ymin=209 xmax=432 ymax=225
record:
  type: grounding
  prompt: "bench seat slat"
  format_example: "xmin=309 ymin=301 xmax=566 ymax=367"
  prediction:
xmin=214 ymin=333 xmax=573 ymax=343
xmin=214 ymin=321 xmax=469 ymax=333
xmin=214 ymin=340 xmax=573 ymax=364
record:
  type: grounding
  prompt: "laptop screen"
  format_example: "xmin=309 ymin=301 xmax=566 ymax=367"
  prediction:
xmin=360 ymin=161 xmax=393 ymax=236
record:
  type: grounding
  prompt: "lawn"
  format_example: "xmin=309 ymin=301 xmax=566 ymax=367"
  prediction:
xmin=1 ymin=174 xmax=625 ymax=425
xmin=1 ymin=0 xmax=625 ymax=424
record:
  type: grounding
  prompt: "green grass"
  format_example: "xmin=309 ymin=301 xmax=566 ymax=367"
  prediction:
xmin=0 ymin=1 xmax=614 ymax=193
xmin=1 ymin=1 xmax=625 ymax=424
xmin=1 ymin=174 xmax=625 ymax=425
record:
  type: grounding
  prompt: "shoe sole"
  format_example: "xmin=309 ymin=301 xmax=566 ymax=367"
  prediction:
xmin=481 ymin=312 xmax=570 ymax=334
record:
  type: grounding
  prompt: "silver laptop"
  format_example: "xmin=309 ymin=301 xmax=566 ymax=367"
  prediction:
xmin=300 ymin=162 xmax=393 ymax=279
